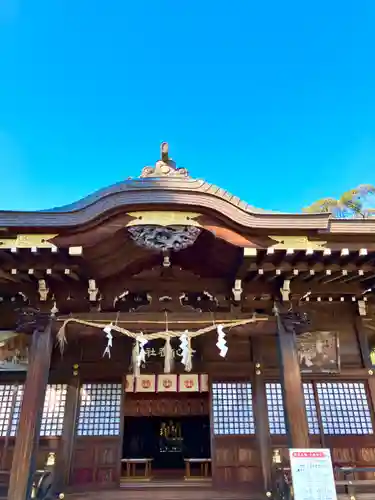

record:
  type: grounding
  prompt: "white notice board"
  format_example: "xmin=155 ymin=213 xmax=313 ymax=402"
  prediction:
xmin=289 ymin=449 xmax=337 ymax=500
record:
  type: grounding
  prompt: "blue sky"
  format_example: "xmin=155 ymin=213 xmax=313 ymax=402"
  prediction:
xmin=1 ymin=0 xmax=375 ymax=213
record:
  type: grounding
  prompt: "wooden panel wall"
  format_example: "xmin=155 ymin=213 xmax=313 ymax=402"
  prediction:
xmin=213 ymin=436 xmax=261 ymax=488
xmin=124 ymin=393 xmax=209 ymax=416
xmin=203 ymin=332 xmax=252 ymax=377
xmin=0 ymin=438 xmax=60 ymax=470
xmin=70 ymin=437 xmax=120 ymax=489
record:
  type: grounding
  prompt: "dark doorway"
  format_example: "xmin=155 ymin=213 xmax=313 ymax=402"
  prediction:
xmin=122 ymin=415 xmax=211 ymax=471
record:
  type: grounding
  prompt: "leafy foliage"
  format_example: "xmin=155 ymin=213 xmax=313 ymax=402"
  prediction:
xmin=303 ymin=184 xmax=375 ymax=218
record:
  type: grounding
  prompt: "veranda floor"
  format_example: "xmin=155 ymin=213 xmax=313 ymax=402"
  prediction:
xmin=66 ymin=486 xmax=374 ymax=500
xmin=68 ymin=488 xmax=265 ymax=500
xmin=66 ymin=493 xmax=375 ymax=500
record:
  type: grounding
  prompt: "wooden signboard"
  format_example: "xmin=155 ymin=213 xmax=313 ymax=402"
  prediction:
xmin=296 ymin=331 xmax=340 ymax=373
xmin=0 ymin=332 xmax=29 ymax=371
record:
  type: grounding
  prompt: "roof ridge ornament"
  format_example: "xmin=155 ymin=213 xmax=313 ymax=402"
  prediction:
xmin=140 ymin=142 xmax=189 ymax=178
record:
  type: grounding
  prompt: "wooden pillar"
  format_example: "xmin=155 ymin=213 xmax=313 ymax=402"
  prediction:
xmin=252 ymin=339 xmax=272 ymax=494
xmin=8 ymin=316 xmax=53 ymax=500
xmin=354 ymin=314 xmax=372 ymax=369
xmin=353 ymin=310 xmax=375 ymax=416
xmin=275 ymin=303 xmax=310 ymax=449
xmin=54 ymin=373 xmax=80 ymax=491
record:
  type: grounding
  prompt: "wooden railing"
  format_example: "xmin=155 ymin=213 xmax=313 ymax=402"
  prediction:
xmin=271 ymin=464 xmax=375 ymax=499
xmin=334 ymin=464 xmax=375 ymax=497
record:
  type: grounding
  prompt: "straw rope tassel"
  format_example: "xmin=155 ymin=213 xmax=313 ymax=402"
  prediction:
xmin=56 ymin=321 xmax=69 ymax=354
xmin=54 ymin=314 xmax=267 ymax=353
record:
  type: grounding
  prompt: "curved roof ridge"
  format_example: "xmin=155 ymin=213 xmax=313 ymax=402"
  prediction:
xmin=37 ymin=177 xmax=287 ymax=216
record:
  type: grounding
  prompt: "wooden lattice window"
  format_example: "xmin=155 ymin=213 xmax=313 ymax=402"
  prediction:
xmin=40 ymin=384 xmax=67 ymax=437
xmin=265 ymin=383 xmax=286 ymax=435
xmin=1 ymin=384 xmax=69 ymax=437
xmin=211 ymin=382 xmax=255 ymax=435
xmin=9 ymin=385 xmax=24 ymax=436
xmin=303 ymin=383 xmax=320 ymax=435
xmin=0 ymin=385 xmax=17 ymax=436
xmin=77 ymin=383 xmax=122 ymax=436
xmin=317 ymin=382 xmax=373 ymax=435
xmin=265 ymin=382 xmax=320 ymax=435
xmin=0 ymin=384 xmax=24 ymax=437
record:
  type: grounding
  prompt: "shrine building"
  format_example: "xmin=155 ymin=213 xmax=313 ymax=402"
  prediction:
xmin=1 ymin=143 xmax=375 ymax=499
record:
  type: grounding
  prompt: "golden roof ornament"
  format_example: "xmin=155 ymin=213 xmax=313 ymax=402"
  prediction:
xmin=140 ymin=142 xmax=189 ymax=178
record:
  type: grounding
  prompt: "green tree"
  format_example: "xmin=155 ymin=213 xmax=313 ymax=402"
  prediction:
xmin=303 ymin=184 xmax=375 ymax=218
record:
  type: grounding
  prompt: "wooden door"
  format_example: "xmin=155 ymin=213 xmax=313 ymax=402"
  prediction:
xmin=71 ymin=437 xmax=120 ymax=488
xmin=70 ymin=382 xmax=123 ymax=490
xmin=210 ymin=381 xmax=261 ymax=489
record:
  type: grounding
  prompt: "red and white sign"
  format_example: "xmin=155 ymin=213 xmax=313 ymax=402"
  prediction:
xmin=135 ymin=374 xmax=156 ymax=393
xmin=290 ymin=448 xmax=337 ymax=500
xmin=157 ymin=374 xmax=178 ymax=392
xmin=179 ymin=374 xmax=199 ymax=392
xmin=199 ymin=374 xmax=209 ymax=392
xmin=125 ymin=374 xmax=134 ymax=393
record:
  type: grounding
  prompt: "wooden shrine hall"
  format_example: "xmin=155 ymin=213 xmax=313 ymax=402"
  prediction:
xmin=1 ymin=143 xmax=375 ymax=500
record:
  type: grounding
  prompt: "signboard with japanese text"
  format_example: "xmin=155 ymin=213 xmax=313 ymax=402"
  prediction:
xmin=144 ymin=345 xmax=196 ymax=360
xmin=290 ymin=449 xmax=337 ymax=500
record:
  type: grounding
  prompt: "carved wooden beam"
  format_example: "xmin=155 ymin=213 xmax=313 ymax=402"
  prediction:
xmin=0 ymin=234 xmax=83 ymax=255
xmin=245 ymin=280 xmax=363 ymax=296
xmin=15 ymin=306 xmax=56 ymax=335
xmin=0 ymin=234 xmax=58 ymax=250
xmin=233 ymin=247 xmax=258 ymax=279
xmin=263 ymin=367 xmax=374 ymax=380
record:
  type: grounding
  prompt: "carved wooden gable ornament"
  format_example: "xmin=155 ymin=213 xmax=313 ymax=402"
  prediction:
xmin=126 ymin=209 xmax=202 ymax=252
xmin=128 ymin=225 xmax=201 ymax=251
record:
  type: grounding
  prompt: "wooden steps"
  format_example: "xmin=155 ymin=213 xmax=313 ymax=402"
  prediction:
xmin=67 ymin=491 xmax=261 ymax=500
xmin=120 ymin=479 xmax=212 ymax=489
xmin=65 ymin=484 xmax=375 ymax=500
xmin=65 ymin=491 xmax=375 ymax=500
